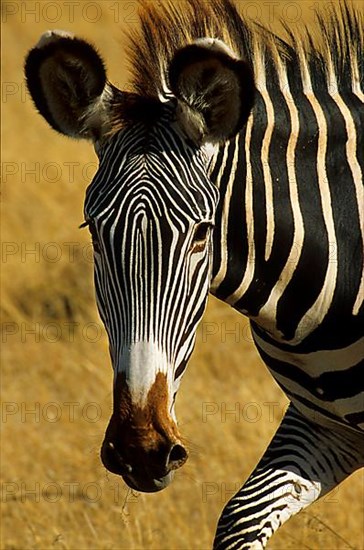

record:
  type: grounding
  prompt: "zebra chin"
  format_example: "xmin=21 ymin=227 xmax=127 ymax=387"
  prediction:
xmin=122 ymin=471 xmax=175 ymax=493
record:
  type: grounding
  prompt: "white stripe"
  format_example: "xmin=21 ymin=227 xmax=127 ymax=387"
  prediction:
xmin=256 ymin=60 xmax=304 ymax=340
xmin=323 ymin=57 xmax=364 ymax=317
xmin=120 ymin=341 xmax=170 ymax=406
xmin=256 ymin=51 xmax=275 ymax=262
xmin=252 ymin=330 xmax=364 ymax=428
xmin=268 ymin=369 xmax=364 ymax=427
xmin=211 ymin=135 xmax=240 ymax=291
xmin=330 ymin=87 xmax=363 ymax=316
xmin=252 ymin=331 xmax=364 ymax=376
xmin=347 ymin=60 xmax=364 ymax=315
xmin=294 ymin=58 xmax=338 ymax=342
xmin=227 ymin=116 xmax=255 ymax=303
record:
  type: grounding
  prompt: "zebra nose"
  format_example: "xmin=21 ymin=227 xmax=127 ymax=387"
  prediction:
xmin=167 ymin=442 xmax=188 ymax=470
xmin=101 ymin=437 xmax=188 ymax=483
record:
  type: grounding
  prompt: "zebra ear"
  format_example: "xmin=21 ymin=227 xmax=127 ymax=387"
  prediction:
xmin=25 ymin=31 xmax=115 ymax=141
xmin=169 ymin=39 xmax=255 ymax=144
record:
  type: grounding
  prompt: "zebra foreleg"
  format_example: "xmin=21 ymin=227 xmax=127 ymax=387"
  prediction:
xmin=213 ymin=403 xmax=363 ymax=550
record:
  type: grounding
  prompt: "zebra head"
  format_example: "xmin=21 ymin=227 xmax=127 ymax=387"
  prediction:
xmin=25 ymin=31 xmax=254 ymax=492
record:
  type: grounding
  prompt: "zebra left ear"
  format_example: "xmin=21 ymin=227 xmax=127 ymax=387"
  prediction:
xmin=169 ymin=39 xmax=255 ymax=144
xmin=25 ymin=30 xmax=114 ymax=141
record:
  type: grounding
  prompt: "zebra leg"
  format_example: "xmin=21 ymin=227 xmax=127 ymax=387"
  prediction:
xmin=213 ymin=403 xmax=364 ymax=550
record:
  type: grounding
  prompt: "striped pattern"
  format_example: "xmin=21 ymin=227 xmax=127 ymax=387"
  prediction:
xmin=214 ymin=404 xmax=364 ymax=550
xmin=81 ymin=0 xmax=363 ymax=547
xmin=208 ymin=3 xmax=364 ymax=435
xmin=84 ymin=109 xmax=218 ymax=403
xmin=201 ymin=3 xmax=363 ymax=546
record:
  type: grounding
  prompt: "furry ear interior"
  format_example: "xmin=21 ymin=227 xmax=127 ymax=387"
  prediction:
xmin=25 ymin=30 xmax=114 ymax=140
xmin=169 ymin=39 xmax=255 ymax=144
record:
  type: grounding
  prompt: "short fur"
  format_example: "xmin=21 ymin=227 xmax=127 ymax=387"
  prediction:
xmin=25 ymin=35 xmax=107 ymax=138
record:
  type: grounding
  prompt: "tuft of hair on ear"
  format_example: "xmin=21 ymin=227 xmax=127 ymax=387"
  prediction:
xmin=168 ymin=41 xmax=255 ymax=144
xmin=24 ymin=34 xmax=108 ymax=139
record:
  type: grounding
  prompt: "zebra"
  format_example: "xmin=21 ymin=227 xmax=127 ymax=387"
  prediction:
xmin=24 ymin=0 xmax=363 ymax=547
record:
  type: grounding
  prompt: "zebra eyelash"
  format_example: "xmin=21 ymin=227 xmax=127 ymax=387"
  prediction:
xmin=190 ymin=222 xmax=214 ymax=254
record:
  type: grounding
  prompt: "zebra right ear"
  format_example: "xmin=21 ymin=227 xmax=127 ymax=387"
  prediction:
xmin=169 ymin=39 xmax=255 ymax=144
xmin=25 ymin=30 xmax=116 ymax=141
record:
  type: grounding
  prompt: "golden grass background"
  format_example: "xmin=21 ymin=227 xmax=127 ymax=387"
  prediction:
xmin=1 ymin=1 xmax=363 ymax=548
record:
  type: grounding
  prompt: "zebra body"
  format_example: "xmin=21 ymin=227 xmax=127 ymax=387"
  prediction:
xmin=25 ymin=0 xmax=363 ymax=547
xmin=208 ymin=16 xmax=364 ymax=543
xmin=209 ymin=20 xmax=364 ymax=542
xmin=209 ymin=88 xmax=364 ymax=430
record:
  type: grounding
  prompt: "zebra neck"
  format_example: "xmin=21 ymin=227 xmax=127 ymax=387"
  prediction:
xmin=209 ymin=130 xmax=251 ymax=304
xmin=208 ymin=84 xmax=363 ymax=347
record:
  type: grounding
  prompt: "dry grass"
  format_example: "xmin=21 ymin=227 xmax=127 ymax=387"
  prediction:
xmin=1 ymin=2 xmax=363 ymax=549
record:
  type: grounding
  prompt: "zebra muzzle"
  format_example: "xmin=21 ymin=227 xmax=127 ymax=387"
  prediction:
xmin=100 ymin=435 xmax=188 ymax=492
xmin=100 ymin=372 xmax=188 ymax=492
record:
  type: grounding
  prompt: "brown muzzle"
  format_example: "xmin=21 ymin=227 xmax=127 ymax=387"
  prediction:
xmin=101 ymin=372 xmax=188 ymax=492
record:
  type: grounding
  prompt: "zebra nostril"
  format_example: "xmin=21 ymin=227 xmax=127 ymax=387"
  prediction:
xmin=167 ymin=443 xmax=188 ymax=470
xmin=102 ymin=441 xmax=132 ymax=475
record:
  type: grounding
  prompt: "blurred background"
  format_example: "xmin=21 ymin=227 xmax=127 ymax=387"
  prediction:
xmin=1 ymin=1 xmax=363 ymax=548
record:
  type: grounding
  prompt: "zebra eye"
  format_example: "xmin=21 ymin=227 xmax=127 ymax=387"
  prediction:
xmin=195 ymin=222 xmax=211 ymax=241
xmin=191 ymin=222 xmax=212 ymax=253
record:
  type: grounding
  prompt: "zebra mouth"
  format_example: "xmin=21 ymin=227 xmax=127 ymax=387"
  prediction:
xmin=122 ymin=471 xmax=175 ymax=493
xmin=101 ymin=439 xmax=176 ymax=492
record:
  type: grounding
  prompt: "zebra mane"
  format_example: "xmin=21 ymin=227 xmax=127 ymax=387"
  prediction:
xmin=124 ymin=0 xmax=363 ymax=100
